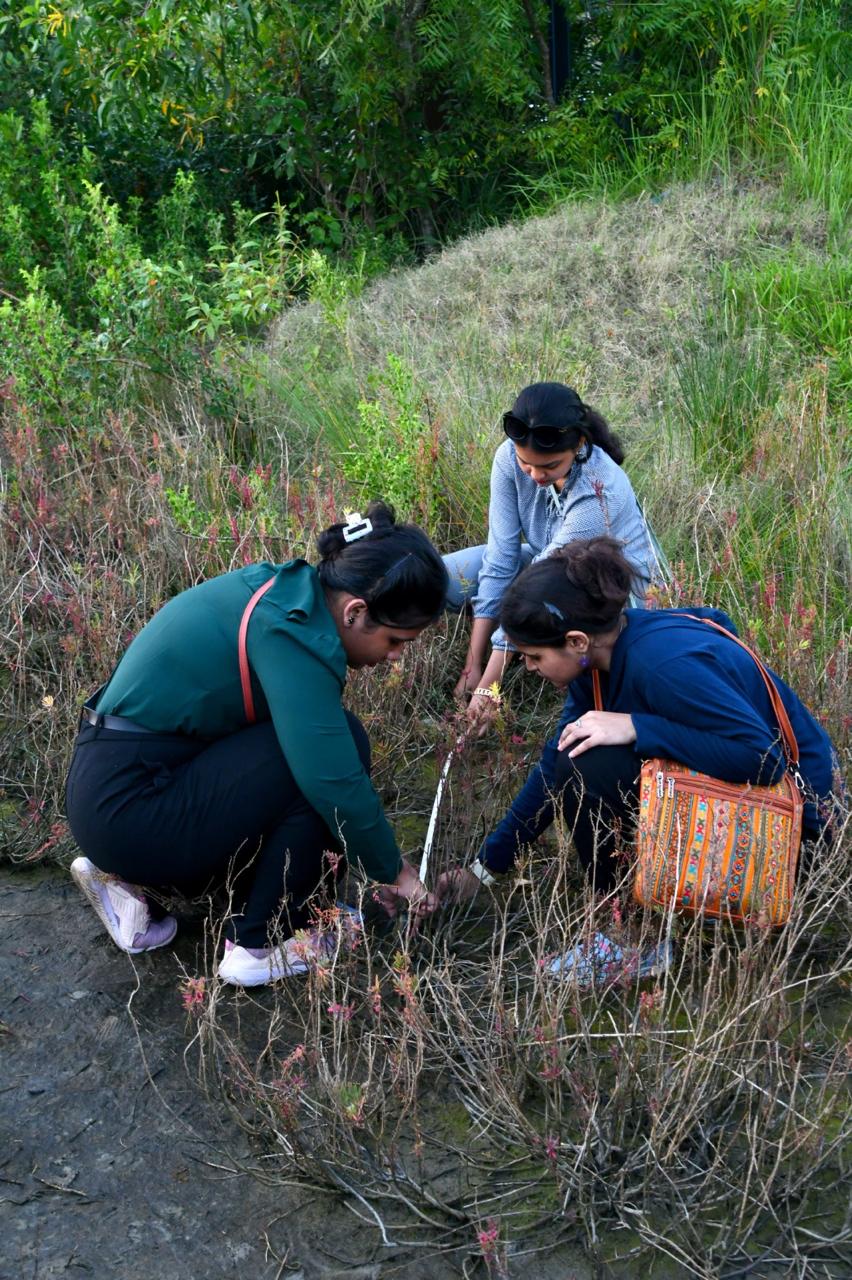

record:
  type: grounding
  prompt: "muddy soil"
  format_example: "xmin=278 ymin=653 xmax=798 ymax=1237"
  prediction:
xmin=1 ymin=865 xmax=608 ymax=1280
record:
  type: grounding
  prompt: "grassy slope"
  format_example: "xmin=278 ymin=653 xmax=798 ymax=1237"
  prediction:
xmin=267 ymin=179 xmax=849 ymax=737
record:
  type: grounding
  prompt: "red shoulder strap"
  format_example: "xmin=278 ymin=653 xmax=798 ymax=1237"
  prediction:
xmin=238 ymin=577 xmax=276 ymax=723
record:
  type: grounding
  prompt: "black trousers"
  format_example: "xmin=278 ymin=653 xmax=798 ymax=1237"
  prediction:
xmin=552 ymin=744 xmax=640 ymax=893
xmin=64 ymin=713 xmax=370 ymax=947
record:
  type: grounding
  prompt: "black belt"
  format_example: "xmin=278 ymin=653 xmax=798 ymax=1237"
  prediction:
xmin=81 ymin=706 xmax=158 ymax=734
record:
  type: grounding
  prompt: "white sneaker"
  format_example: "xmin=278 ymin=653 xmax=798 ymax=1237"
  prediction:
xmin=70 ymin=856 xmax=177 ymax=953
xmin=217 ymin=935 xmax=319 ymax=987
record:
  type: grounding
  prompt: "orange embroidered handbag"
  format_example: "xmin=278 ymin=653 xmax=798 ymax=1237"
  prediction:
xmin=593 ymin=617 xmax=805 ymax=925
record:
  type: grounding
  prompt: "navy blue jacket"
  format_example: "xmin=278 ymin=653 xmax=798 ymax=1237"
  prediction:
xmin=480 ymin=608 xmax=841 ymax=874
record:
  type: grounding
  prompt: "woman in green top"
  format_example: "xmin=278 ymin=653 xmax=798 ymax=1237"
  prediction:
xmin=65 ymin=502 xmax=448 ymax=986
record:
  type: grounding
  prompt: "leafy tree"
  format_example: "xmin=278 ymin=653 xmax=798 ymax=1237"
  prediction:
xmin=2 ymin=2 xmax=847 ymax=252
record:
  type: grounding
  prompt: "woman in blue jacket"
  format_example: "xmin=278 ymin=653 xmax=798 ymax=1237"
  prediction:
xmin=439 ymin=537 xmax=841 ymax=983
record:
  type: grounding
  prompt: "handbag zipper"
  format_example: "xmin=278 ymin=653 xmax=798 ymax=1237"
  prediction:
xmin=654 ymin=768 xmax=799 ymax=817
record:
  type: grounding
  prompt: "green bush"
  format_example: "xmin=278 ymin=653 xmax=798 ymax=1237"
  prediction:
xmin=342 ymin=355 xmax=445 ymax=528
xmin=3 ymin=2 xmax=848 ymax=254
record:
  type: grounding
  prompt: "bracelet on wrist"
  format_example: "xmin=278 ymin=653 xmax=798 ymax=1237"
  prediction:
xmin=469 ymin=860 xmax=497 ymax=887
xmin=472 ymin=686 xmax=502 ymax=706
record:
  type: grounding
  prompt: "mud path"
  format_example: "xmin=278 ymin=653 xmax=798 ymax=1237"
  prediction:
xmin=0 ymin=866 xmax=437 ymax=1279
xmin=2 ymin=866 xmax=602 ymax=1280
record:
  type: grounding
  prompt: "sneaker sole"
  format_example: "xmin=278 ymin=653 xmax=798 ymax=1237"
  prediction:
xmin=70 ymin=857 xmax=176 ymax=954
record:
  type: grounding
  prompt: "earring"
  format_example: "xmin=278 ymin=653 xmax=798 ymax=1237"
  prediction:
xmin=579 ymin=654 xmax=590 ymax=668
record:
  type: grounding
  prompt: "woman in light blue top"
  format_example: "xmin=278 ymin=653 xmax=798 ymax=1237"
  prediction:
xmin=445 ymin=382 xmax=662 ymax=732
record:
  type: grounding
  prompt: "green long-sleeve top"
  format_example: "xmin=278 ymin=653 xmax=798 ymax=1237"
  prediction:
xmin=95 ymin=560 xmax=403 ymax=883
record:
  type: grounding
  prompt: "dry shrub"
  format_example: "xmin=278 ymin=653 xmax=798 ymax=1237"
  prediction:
xmin=185 ymin=799 xmax=852 ymax=1278
xmin=0 ymin=390 xmax=343 ymax=862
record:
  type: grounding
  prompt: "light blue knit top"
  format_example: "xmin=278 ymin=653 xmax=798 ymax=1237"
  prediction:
xmin=476 ymin=440 xmax=659 ymax=649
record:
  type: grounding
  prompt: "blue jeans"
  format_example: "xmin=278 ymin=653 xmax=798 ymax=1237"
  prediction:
xmin=442 ymin=544 xmax=534 ymax=612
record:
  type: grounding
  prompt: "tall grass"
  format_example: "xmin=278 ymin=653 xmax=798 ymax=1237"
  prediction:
xmin=184 ymin=793 xmax=852 ymax=1275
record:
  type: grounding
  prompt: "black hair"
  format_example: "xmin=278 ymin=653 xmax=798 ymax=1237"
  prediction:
xmin=499 ymin=537 xmax=634 ymax=646
xmin=317 ymin=500 xmax=448 ymax=629
xmin=509 ymin=382 xmax=625 ymax=465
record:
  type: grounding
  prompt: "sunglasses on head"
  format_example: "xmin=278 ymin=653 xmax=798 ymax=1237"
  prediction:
xmin=502 ymin=411 xmax=586 ymax=452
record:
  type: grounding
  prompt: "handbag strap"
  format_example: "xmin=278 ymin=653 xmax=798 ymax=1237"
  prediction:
xmin=590 ymin=615 xmax=801 ymax=769
xmin=238 ymin=576 xmax=276 ymax=723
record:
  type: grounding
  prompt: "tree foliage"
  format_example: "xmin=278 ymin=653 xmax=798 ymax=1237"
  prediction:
xmin=1 ymin=1 xmax=847 ymax=251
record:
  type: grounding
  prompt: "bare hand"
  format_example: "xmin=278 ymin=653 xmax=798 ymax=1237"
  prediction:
xmin=436 ymin=866 xmax=482 ymax=904
xmin=557 ymin=710 xmax=636 ymax=758
xmin=375 ymin=858 xmax=437 ymax=921
xmin=463 ymin=691 xmax=501 ymax=738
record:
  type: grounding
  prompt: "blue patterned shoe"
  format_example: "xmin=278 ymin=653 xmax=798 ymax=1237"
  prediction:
xmin=549 ymin=932 xmax=672 ymax=988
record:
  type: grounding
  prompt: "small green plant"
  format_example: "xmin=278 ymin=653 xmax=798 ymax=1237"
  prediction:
xmin=164 ymin=485 xmax=206 ymax=537
xmin=343 ymin=353 xmax=443 ymax=526
xmin=185 ymin=200 xmax=302 ymax=342
xmin=304 ymin=247 xmax=368 ymax=333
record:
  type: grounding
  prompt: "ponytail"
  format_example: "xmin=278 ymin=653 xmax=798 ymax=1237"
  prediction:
xmin=581 ymin=405 xmax=624 ymax=466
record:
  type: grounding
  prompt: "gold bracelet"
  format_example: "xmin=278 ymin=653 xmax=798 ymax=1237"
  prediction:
xmin=472 ymin=686 xmax=502 ymax=706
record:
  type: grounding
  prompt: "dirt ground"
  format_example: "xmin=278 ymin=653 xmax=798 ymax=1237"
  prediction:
xmin=1 ymin=864 xmax=612 ymax=1280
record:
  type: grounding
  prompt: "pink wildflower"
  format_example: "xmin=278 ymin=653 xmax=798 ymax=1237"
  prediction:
xmin=477 ymin=1218 xmax=500 ymax=1256
xmin=179 ymin=976 xmax=206 ymax=1012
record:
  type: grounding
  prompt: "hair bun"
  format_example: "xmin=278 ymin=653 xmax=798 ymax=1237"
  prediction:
xmin=566 ymin=536 xmax=633 ymax=605
xmin=316 ymin=522 xmax=348 ymax=559
xmin=364 ymin=500 xmax=396 ymax=530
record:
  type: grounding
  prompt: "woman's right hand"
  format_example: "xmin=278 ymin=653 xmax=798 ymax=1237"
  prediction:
xmin=463 ymin=690 xmax=501 ymax=737
xmin=375 ymin=858 xmax=437 ymax=920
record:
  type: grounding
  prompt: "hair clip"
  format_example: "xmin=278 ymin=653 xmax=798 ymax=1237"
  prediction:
xmin=543 ymin=600 xmax=566 ymax=622
xmin=342 ymin=512 xmax=373 ymax=543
